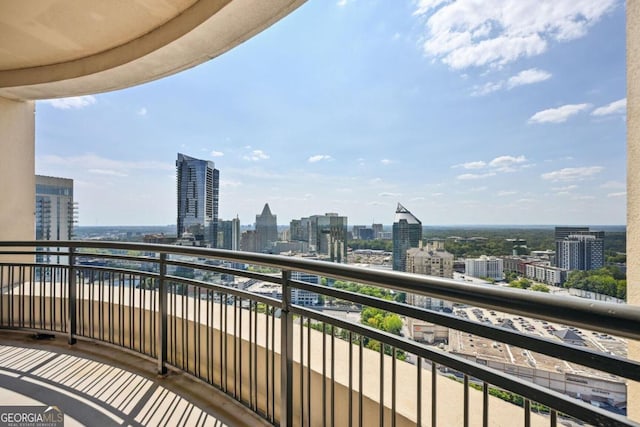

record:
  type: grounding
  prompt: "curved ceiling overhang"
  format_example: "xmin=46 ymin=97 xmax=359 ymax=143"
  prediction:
xmin=0 ymin=0 xmax=304 ymax=100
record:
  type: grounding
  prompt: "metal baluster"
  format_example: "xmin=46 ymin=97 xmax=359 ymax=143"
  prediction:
xmin=68 ymin=247 xmax=77 ymax=344
xmin=157 ymin=253 xmax=168 ymax=375
xmin=280 ymin=270 xmax=293 ymax=427
xmin=464 ymin=374 xmax=469 ymax=427
xmin=483 ymin=381 xmax=489 ymax=427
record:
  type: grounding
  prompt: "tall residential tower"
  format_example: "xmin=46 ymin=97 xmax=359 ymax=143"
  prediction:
xmin=555 ymin=226 xmax=605 ymax=271
xmin=392 ymin=203 xmax=422 ymax=271
xmin=35 ymin=175 xmax=77 ymax=264
xmin=176 ymin=153 xmax=219 ymax=247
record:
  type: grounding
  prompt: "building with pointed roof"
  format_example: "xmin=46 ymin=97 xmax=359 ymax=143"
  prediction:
xmin=392 ymin=203 xmax=422 ymax=271
xmin=256 ymin=203 xmax=277 ymax=253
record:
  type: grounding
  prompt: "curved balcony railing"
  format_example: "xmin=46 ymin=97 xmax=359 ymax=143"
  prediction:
xmin=1 ymin=241 xmax=639 ymax=426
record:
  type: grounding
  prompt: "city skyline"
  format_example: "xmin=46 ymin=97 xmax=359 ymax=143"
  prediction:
xmin=35 ymin=1 xmax=626 ymax=226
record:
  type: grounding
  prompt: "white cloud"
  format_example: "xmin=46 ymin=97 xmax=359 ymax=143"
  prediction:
xmin=471 ymin=81 xmax=504 ymax=96
xmin=210 ymin=151 xmax=224 ymax=157
xmin=414 ymin=0 xmax=450 ymax=15
xmin=529 ymin=103 xmax=591 ymax=124
xmin=415 ymin=0 xmax=618 ymax=70
xmin=379 ymin=192 xmax=402 ymax=197
xmin=380 ymin=159 xmax=393 ymax=165
xmin=88 ymin=169 xmax=128 ymax=177
xmin=453 ymin=160 xmax=486 ymax=169
xmin=137 ymin=107 xmax=148 ymax=116
xmin=489 ymin=155 xmax=527 ymax=171
xmin=432 ymin=192 xmax=444 ymax=197
xmin=600 ymin=181 xmax=625 ymax=189
xmin=43 ymin=95 xmax=97 ymax=110
xmin=507 ymin=68 xmax=552 ymax=88
xmin=39 ymin=154 xmax=173 ymax=172
xmin=472 ymin=68 xmax=551 ymax=96
xmin=337 ymin=0 xmax=348 ymax=6
xmin=541 ymin=166 xmax=603 ymax=182
xmin=552 ymin=185 xmax=578 ymax=192
xmin=498 ymin=190 xmax=517 ymax=196
xmin=572 ymin=195 xmax=596 ymax=200
xmin=457 ymin=172 xmax=496 ymax=180
xmin=607 ymin=192 xmax=626 ymax=198
xmin=591 ymin=98 xmax=626 ymax=116
xmin=220 ymin=180 xmax=242 ymax=188
xmin=308 ymin=154 xmax=332 ymax=163
xmin=243 ymin=149 xmax=270 ymax=161
xmin=469 ymin=186 xmax=487 ymax=192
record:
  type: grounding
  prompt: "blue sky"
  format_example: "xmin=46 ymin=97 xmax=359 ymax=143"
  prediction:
xmin=35 ymin=0 xmax=627 ymax=226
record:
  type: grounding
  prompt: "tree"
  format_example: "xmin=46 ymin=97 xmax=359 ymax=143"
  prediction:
xmin=360 ymin=308 xmax=403 ymax=336
xmin=564 ymin=267 xmax=626 ymax=299
xmin=504 ymin=271 xmax=519 ymax=282
xmin=509 ymin=278 xmax=531 ymax=289
xmin=393 ymin=292 xmax=406 ymax=303
xmin=530 ymin=284 xmax=550 ymax=293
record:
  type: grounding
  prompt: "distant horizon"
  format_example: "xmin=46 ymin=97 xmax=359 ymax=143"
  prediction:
xmin=75 ymin=223 xmax=627 ymax=230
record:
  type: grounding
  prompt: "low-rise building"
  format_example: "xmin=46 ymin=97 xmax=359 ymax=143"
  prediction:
xmin=465 ymin=255 xmax=504 ymax=281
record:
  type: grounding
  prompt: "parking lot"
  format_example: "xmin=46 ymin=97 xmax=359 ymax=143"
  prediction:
xmin=450 ymin=305 xmax=627 ymax=374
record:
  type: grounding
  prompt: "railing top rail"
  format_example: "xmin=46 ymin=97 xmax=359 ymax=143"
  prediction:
xmin=1 ymin=240 xmax=639 ymax=339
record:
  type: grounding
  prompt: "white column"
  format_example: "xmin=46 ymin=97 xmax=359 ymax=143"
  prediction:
xmin=0 ymin=96 xmax=35 ymax=242
xmin=628 ymin=0 xmax=640 ymax=422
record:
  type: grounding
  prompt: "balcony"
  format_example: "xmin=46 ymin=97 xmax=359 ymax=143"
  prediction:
xmin=2 ymin=241 xmax=639 ymax=426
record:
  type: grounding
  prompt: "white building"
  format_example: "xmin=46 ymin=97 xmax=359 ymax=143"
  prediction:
xmin=465 ymin=256 xmax=504 ymax=281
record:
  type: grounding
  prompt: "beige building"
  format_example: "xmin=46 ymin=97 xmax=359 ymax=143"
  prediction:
xmin=405 ymin=240 xmax=454 ymax=278
xmin=406 ymin=241 xmax=454 ymax=312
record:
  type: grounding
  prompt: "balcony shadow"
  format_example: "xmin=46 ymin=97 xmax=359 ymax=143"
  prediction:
xmin=0 ymin=331 xmax=268 ymax=427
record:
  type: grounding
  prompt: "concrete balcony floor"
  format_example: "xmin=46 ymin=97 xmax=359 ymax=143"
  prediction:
xmin=0 ymin=331 xmax=269 ymax=427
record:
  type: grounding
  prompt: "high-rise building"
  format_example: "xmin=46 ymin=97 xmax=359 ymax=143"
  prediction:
xmin=555 ymin=227 xmax=605 ymax=271
xmin=406 ymin=240 xmax=454 ymax=311
xmin=406 ymin=240 xmax=454 ymax=278
xmin=35 ymin=175 xmax=77 ymax=263
xmin=255 ymin=203 xmax=277 ymax=253
xmin=240 ymin=230 xmax=257 ymax=253
xmin=392 ymin=203 xmax=422 ymax=271
xmin=310 ymin=213 xmax=348 ymax=263
xmin=219 ymin=216 xmax=240 ymax=250
xmin=289 ymin=218 xmax=309 ymax=242
xmin=176 ymin=153 xmax=219 ymax=247
xmin=288 ymin=214 xmax=347 ymax=262
xmin=372 ymin=223 xmax=384 ymax=239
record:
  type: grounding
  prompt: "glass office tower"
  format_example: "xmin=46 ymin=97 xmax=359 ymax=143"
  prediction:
xmin=176 ymin=153 xmax=219 ymax=247
xmin=392 ymin=203 xmax=422 ymax=271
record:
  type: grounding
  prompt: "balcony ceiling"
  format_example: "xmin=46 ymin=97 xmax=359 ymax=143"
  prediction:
xmin=0 ymin=0 xmax=304 ymax=100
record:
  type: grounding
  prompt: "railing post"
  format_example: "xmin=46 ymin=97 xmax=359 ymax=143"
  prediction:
xmin=158 ymin=252 xmax=168 ymax=375
xmin=67 ymin=246 xmax=76 ymax=345
xmin=280 ymin=270 xmax=293 ymax=427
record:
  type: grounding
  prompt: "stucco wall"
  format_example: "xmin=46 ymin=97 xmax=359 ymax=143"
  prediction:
xmin=627 ymin=0 xmax=640 ymax=422
xmin=0 ymin=97 xmax=35 ymax=285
